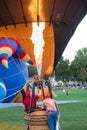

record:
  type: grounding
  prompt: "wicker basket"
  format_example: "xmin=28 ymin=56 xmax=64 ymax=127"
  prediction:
xmin=24 ymin=110 xmax=50 ymax=130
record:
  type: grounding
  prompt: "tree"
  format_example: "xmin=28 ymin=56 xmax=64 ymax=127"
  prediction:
xmin=70 ymin=48 xmax=87 ymax=82
xmin=27 ymin=65 xmax=38 ymax=77
xmin=55 ymin=56 xmax=70 ymax=81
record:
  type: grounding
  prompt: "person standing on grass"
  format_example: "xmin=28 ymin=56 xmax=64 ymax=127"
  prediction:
xmin=42 ymin=94 xmax=61 ymax=130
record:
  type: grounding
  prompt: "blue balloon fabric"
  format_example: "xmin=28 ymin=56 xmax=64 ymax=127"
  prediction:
xmin=0 ymin=79 xmax=6 ymax=103
xmin=0 ymin=56 xmax=29 ymax=103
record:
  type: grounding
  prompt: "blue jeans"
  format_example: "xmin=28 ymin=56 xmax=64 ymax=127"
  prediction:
xmin=47 ymin=111 xmax=58 ymax=130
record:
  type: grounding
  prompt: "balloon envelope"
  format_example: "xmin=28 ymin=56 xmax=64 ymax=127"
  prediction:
xmin=0 ymin=0 xmax=87 ymax=76
xmin=0 ymin=56 xmax=29 ymax=103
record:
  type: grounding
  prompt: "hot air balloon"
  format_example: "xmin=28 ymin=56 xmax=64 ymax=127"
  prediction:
xmin=0 ymin=0 xmax=86 ymax=108
xmin=0 ymin=0 xmax=86 ymax=76
xmin=0 ymin=1 xmax=87 ymax=130
xmin=0 ymin=37 xmax=34 ymax=103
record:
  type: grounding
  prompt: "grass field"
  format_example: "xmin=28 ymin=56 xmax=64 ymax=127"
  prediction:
xmin=0 ymin=89 xmax=87 ymax=130
xmin=55 ymin=88 xmax=87 ymax=130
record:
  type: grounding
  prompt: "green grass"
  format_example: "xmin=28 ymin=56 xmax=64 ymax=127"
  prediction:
xmin=54 ymin=88 xmax=87 ymax=101
xmin=0 ymin=107 xmax=24 ymax=130
xmin=0 ymin=89 xmax=87 ymax=130
xmin=55 ymin=89 xmax=87 ymax=130
xmin=59 ymin=102 xmax=87 ymax=130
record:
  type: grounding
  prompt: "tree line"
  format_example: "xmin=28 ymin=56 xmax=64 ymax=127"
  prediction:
xmin=28 ymin=47 xmax=87 ymax=83
xmin=55 ymin=48 xmax=87 ymax=83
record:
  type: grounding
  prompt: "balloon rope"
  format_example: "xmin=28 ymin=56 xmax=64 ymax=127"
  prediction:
xmin=2 ymin=68 xmax=27 ymax=80
xmin=0 ymin=87 xmax=23 ymax=102
xmin=7 ymin=83 xmax=25 ymax=91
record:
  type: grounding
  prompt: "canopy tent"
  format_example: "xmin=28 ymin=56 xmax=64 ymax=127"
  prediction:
xmin=0 ymin=0 xmax=87 ymax=76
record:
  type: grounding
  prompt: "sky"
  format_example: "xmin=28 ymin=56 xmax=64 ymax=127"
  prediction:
xmin=62 ymin=15 xmax=87 ymax=62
